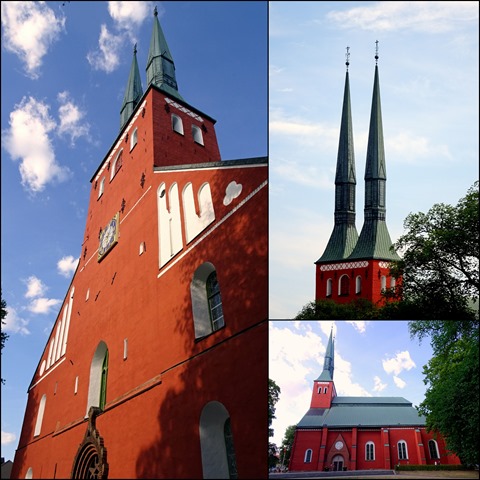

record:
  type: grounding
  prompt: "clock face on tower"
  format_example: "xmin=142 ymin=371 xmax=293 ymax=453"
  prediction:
xmin=98 ymin=213 xmax=119 ymax=261
xmin=335 ymin=441 xmax=344 ymax=450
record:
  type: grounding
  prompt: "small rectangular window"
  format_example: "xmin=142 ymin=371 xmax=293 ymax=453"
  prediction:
xmin=130 ymin=127 xmax=138 ymax=151
xmin=123 ymin=338 xmax=128 ymax=360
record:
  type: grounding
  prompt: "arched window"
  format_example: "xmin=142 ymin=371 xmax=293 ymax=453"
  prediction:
xmin=110 ymin=149 xmax=123 ymax=181
xmin=172 ymin=114 xmax=184 ymax=135
xmin=25 ymin=468 xmax=33 ymax=479
xmin=390 ymin=277 xmax=396 ymax=289
xmin=200 ymin=401 xmax=237 ymax=479
xmin=130 ymin=127 xmax=138 ymax=151
xmin=332 ymin=455 xmax=344 ymax=471
xmin=339 ymin=274 xmax=349 ymax=296
xmin=398 ymin=440 xmax=408 ymax=460
xmin=326 ymin=278 xmax=332 ymax=297
xmin=365 ymin=441 xmax=375 ymax=461
xmin=191 ymin=263 xmax=225 ymax=339
xmin=192 ymin=124 xmax=204 ymax=145
xmin=356 ymin=275 xmax=362 ymax=294
xmin=86 ymin=341 xmax=108 ymax=416
xmin=33 ymin=394 xmax=47 ymax=437
xmin=323 ymin=387 xmax=327 ymax=394
xmin=380 ymin=275 xmax=387 ymax=291
xmin=304 ymin=449 xmax=312 ymax=463
xmin=428 ymin=439 xmax=439 ymax=460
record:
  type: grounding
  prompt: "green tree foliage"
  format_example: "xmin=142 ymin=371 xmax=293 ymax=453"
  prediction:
xmin=409 ymin=320 xmax=479 ymax=465
xmin=268 ymin=378 xmax=281 ymax=438
xmin=392 ymin=182 xmax=479 ymax=319
xmin=295 ymin=298 xmax=379 ymax=319
xmin=1 ymin=290 xmax=8 ymax=385
xmin=279 ymin=425 xmax=296 ymax=468
xmin=268 ymin=443 xmax=279 ymax=469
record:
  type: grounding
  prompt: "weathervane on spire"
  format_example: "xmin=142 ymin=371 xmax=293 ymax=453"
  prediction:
xmin=375 ymin=40 xmax=379 ymax=65
xmin=134 ymin=43 xmax=137 ymax=55
xmin=345 ymin=46 xmax=350 ymax=71
xmin=154 ymin=6 xmax=158 ymax=17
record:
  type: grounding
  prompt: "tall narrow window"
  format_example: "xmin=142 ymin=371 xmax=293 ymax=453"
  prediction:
xmin=324 ymin=387 xmax=327 ymax=394
xmin=339 ymin=275 xmax=349 ymax=296
xmin=130 ymin=127 xmax=138 ymax=151
xmin=110 ymin=149 xmax=123 ymax=181
xmin=191 ymin=263 xmax=226 ymax=340
xmin=98 ymin=177 xmax=105 ymax=198
xmin=326 ymin=278 xmax=332 ymax=297
xmin=366 ymin=441 xmax=375 ymax=461
xmin=380 ymin=275 xmax=387 ymax=291
xmin=192 ymin=124 xmax=204 ymax=145
xmin=304 ymin=449 xmax=312 ymax=463
xmin=86 ymin=341 xmax=108 ymax=416
xmin=33 ymin=394 xmax=47 ymax=437
xmin=356 ymin=275 xmax=362 ymax=294
xmin=200 ymin=401 xmax=236 ymax=479
xmin=428 ymin=439 xmax=439 ymax=460
xmin=390 ymin=277 xmax=396 ymax=289
xmin=206 ymin=271 xmax=224 ymax=332
xmin=398 ymin=440 xmax=408 ymax=460
xmin=172 ymin=114 xmax=184 ymax=135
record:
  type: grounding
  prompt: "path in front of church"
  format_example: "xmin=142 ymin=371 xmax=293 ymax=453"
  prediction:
xmin=269 ymin=469 xmax=479 ymax=479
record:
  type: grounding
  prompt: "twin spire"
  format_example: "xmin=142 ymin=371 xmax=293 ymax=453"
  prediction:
xmin=120 ymin=7 xmax=183 ymax=130
xmin=316 ymin=328 xmax=335 ymax=382
xmin=317 ymin=43 xmax=399 ymax=263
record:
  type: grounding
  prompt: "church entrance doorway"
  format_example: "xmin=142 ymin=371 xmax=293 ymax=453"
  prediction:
xmin=332 ymin=455 xmax=344 ymax=471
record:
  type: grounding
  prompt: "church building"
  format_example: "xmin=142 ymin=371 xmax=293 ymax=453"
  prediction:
xmin=11 ymin=8 xmax=267 ymax=479
xmin=315 ymin=46 xmax=401 ymax=305
xmin=289 ymin=329 xmax=461 ymax=472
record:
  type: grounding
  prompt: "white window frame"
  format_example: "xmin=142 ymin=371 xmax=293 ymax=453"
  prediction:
xmin=398 ymin=440 xmax=408 ymax=460
xmin=326 ymin=278 xmax=332 ymax=297
xmin=356 ymin=275 xmax=362 ymax=294
xmin=130 ymin=127 xmax=138 ymax=151
xmin=98 ymin=177 xmax=105 ymax=198
xmin=192 ymin=124 xmax=204 ymax=145
xmin=365 ymin=441 xmax=375 ymax=461
xmin=304 ymin=449 xmax=312 ymax=463
xmin=34 ymin=394 xmax=47 ymax=437
xmin=428 ymin=439 xmax=440 ymax=460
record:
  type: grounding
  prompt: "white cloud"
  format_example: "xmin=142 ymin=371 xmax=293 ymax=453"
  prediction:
xmin=3 ymin=307 xmax=30 ymax=335
xmin=3 ymin=96 xmax=71 ymax=193
xmin=57 ymin=92 xmax=90 ymax=146
xmin=1 ymin=430 xmax=17 ymax=445
xmin=27 ymin=297 xmax=61 ymax=315
xmin=57 ymin=255 xmax=79 ymax=278
xmin=87 ymin=24 xmax=123 ymax=73
xmin=393 ymin=376 xmax=407 ymax=389
xmin=326 ymin=2 xmax=478 ymax=33
xmin=108 ymin=1 xmax=153 ymax=37
xmin=0 ymin=1 xmax=65 ymax=79
xmin=383 ymin=350 xmax=416 ymax=376
xmin=346 ymin=321 xmax=368 ymax=333
xmin=373 ymin=375 xmax=387 ymax=392
xmin=387 ymin=131 xmax=452 ymax=163
xmin=24 ymin=276 xmax=46 ymax=299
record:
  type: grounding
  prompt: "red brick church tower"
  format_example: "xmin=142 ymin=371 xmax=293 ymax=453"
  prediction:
xmin=11 ymin=8 xmax=267 ymax=479
xmin=315 ymin=45 xmax=400 ymax=306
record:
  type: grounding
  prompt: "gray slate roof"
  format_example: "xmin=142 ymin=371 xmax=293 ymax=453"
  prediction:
xmin=297 ymin=396 xmax=426 ymax=428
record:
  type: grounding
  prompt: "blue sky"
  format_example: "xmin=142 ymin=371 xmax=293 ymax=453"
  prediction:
xmin=1 ymin=1 xmax=267 ymax=462
xmin=269 ymin=320 xmax=436 ymax=448
xmin=269 ymin=1 xmax=479 ymax=318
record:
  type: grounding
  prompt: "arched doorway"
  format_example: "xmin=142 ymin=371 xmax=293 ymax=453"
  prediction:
xmin=332 ymin=454 xmax=344 ymax=471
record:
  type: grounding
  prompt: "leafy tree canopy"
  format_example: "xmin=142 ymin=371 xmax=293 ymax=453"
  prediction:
xmin=409 ymin=320 xmax=479 ymax=465
xmin=268 ymin=378 xmax=281 ymax=438
xmin=392 ymin=181 xmax=479 ymax=319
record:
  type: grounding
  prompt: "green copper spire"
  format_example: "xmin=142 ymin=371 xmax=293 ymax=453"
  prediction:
xmin=316 ymin=328 xmax=334 ymax=381
xmin=120 ymin=44 xmax=143 ymax=130
xmin=146 ymin=6 xmax=184 ymax=101
xmin=317 ymin=50 xmax=358 ymax=263
xmin=349 ymin=43 xmax=400 ymax=261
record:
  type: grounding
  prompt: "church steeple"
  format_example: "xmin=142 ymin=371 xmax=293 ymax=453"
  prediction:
xmin=316 ymin=48 xmax=358 ymax=263
xmin=120 ymin=44 xmax=143 ymax=130
xmin=146 ymin=6 xmax=184 ymax=101
xmin=317 ymin=328 xmax=335 ymax=381
xmin=348 ymin=42 xmax=400 ymax=261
